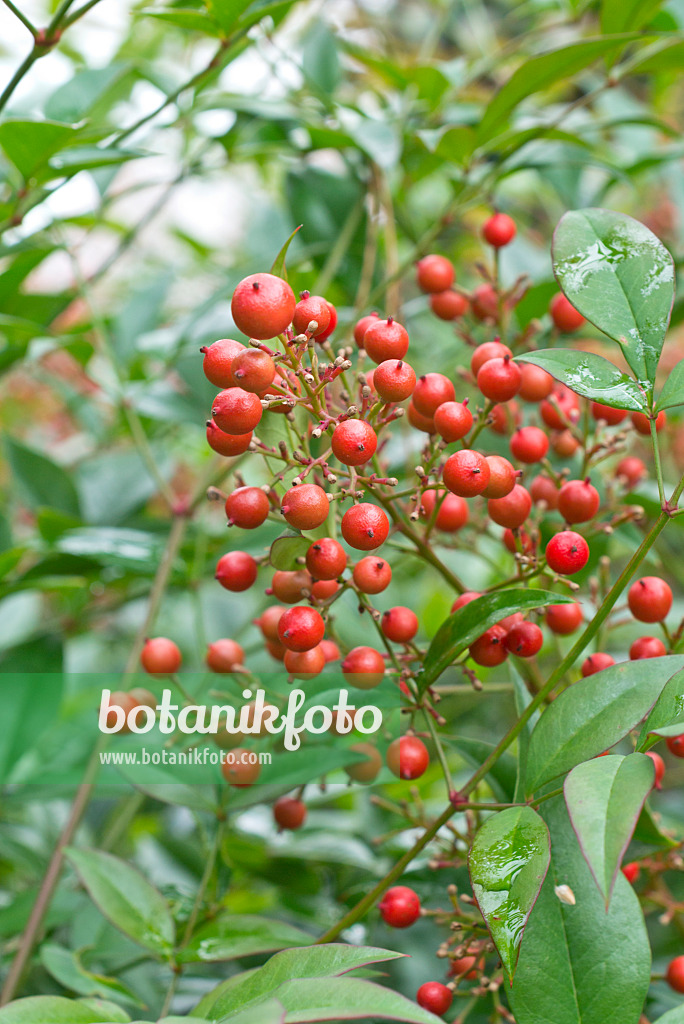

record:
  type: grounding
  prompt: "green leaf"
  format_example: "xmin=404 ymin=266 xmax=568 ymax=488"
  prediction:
xmin=270 ymin=225 xmax=302 ymax=279
xmin=139 ymin=8 xmax=222 ymax=34
xmin=552 ymin=208 xmax=675 ymax=384
xmin=516 ymin=350 xmax=647 ymax=412
xmin=0 ymin=996 xmax=124 ymax=1023
xmin=220 ymin=1001 xmax=285 ymax=1024
xmin=512 ymin=668 xmax=540 ymax=802
xmin=0 ymin=670 xmax=64 ymax=783
xmin=0 ymin=120 xmax=77 ymax=179
xmin=510 ymin=797 xmax=651 ymax=1024
xmin=302 ymin=22 xmax=340 ymax=94
xmin=653 ymin=1008 xmax=684 ymax=1024
xmin=177 ymin=914 xmax=313 ymax=963
xmin=195 ymin=945 xmax=406 ymax=1020
xmin=469 ymin=806 xmax=550 ymax=980
xmin=269 ymin=531 xmax=310 ymax=571
xmin=40 ymin=944 xmax=140 ymax=1005
xmin=56 ymin=528 xmax=166 ymax=575
xmin=656 ymin=358 xmax=684 ymax=412
xmin=477 ymin=38 xmax=637 ymax=144
xmin=6 ymin=437 xmax=80 ymax=517
xmin=65 ymin=848 xmax=175 ymax=956
xmin=525 ymin=655 xmax=684 ymax=794
xmin=444 ymin=736 xmax=517 ymax=802
xmin=564 ymin=753 xmax=654 ymax=904
xmin=636 ymin=667 xmax=684 ymax=747
xmin=44 ymin=65 xmax=129 ymax=122
xmin=207 ymin=0 xmax=253 ymax=32
xmin=420 ymin=590 xmax=572 ymax=690
xmin=601 ymin=0 xmax=663 ymax=33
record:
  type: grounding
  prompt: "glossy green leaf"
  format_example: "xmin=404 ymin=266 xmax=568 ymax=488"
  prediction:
xmin=6 ymin=437 xmax=80 ymax=517
xmin=221 ymin=1001 xmax=285 ymax=1024
xmin=510 ymin=797 xmax=651 ymax=1024
xmin=420 ymin=590 xmax=571 ymax=690
xmin=564 ymin=753 xmax=654 ymax=904
xmin=516 ymin=350 xmax=647 ymax=411
xmin=0 ymin=120 xmax=77 ymax=179
xmin=469 ymin=807 xmax=550 ymax=980
xmin=0 ymin=997 xmax=122 ymax=1023
xmin=65 ymin=848 xmax=175 ymax=956
xmin=525 ymin=656 xmax=684 ymax=794
xmin=269 ymin=531 xmax=310 ymax=571
xmin=139 ymin=8 xmax=222 ymax=35
xmin=40 ymin=943 xmax=140 ymax=1004
xmin=195 ymin=945 xmax=406 ymax=1020
xmin=270 ymin=225 xmax=302 ymax=279
xmin=601 ymin=0 xmax=663 ymax=33
xmin=636 ymin=667 xmax=684 ymax=748
xmin=552 ymin=208 xmax=675 ymax=384
xmin=0 ymin=670 xmax=64 ymax=783
xmin=655 ymin=359 xmax=684 ymax=412
xmin=177 ymin=914 xmax=313 ymax=963
xmin=234 ymin=977 xmax=443 ymax=1022
xmin=477 ymin=38 xmax=636 ymax=144
xmin=207 ymin=0 xmax=253 ymax=32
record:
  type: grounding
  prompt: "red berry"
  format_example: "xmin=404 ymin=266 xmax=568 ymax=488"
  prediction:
xmin=201 ymin=338 xmax=244 ymax=388
xmin=470 ymin=625 xmax=508 ymax=666
xmin=540 ymin=388 xmax=580 ymax=430
xmin=488 ymin=401 xmax=521 ymax=435
xmin=530 ymin=474 xmax=559 ymax=509
xmin=581 ymin=652 xmax=616 ymax=677
xmin=331 ymin=419 xmax=378 ymax=466
xmin=379 ymin=885 xmax=421 ymax=927
xmin=305 ymin=538 xmax=347 ymax=581
xmin=345 ymin=742 xmax=382 ymax=782
xmin=212 ymin=387 xmax=263 ymax=434
xmin=341 ymin=646 xmax=385 ymax=689
xmin=504 ymin=621 xmax=543 ymax=658
xmin=321 ymin=638 xmax=340 ymax=662
xmin=316 ymin=300 xmax=338 ymax=342
xmin=477 ymin=355 xmax=521 ymax=402
xmin=353 ymin=311 xmax=379 ymax=348
xmin=628 ymin=577 xmax=672 ymax=623
xmin=416 ymin=982 xmax=453 ymax=1016
xmin=546 ymin=531 xmax=589 ymax=575
xmin=631 ymin=410 xmax=666 ymax=435
xmin=518 ymin=362 xmax=554 ymax=402
xmin=216 ymin=551 xmax=258 ymax=592
xmin=284 ymin=645 xmax=326 ymax=679
xmin=416 ymin=254 xmax=454 ymax=293
xmin=413 ymin=373 xmax=456 ymax=417
xmin=141 ymin=637 xmax=182 ymax=675
xmin=382 ymin=606 xmax=418 ymax=644
xmin=206 ymin=639 xmax=244 ymax=673
xmin=667 ymin=956 xmax=684 ymax=994
xmin=503 ymin=528 xmax=536 ymax=555
xmin=205 ymin=420 xmax=253 ymax=456
xmin=353 ymin=556 xmax=392 ymax=594
xmin=292 ymin=292 xmax=331 ymax=337
xmin=271 ymin=570 xmax=312 ymax=603
xmin=551 ymin=429 xmax=580 ymax=457
xmin=448 ymin=956 xmax=480 ymax=979
xmin=471 ymin=283 xmax=499 ymax=322
xmin=482 ymin=212 xmax=516 ymax=247
xmin=545 ymin=602 xmax=583 ymax=635
xmin=373 ymin=359 xmax=416 ymax=402
xmin=420 ymin=490 xmax=469 ymax=532
xmin=341 ymin=503 xmax=390 ymax=550
xmin=255 ymin=605 xmax=286 ymax=640
xmin=221 ymin=749 xmax=261 ymax=787
xmin=433 ymin=401 xmax=473 ymax=442
xmin=617 ymin=456 xmax=647 ymax=488
xmin=621 ymin=861 xmax=640 ymax=884
xmin=225 ymin=486 xmax=270 ymax=529
xmin=231 ymin=348 xmax=276 ymax=393
xmin=549 ymin=293 xmax=585 ymax=332
xmin=510 ymin=426 xmax=549 ymax=464
xmin=646 ymin=750 xmax=665 ymax=789
xmin=278 ymin=606 xmax=325 ymax=652
xmin=363 ymin=317 xmax=409 ymax=364
xmin=557 ymin=478 xmax=600 ymax=524
xmin=311 ymin=579 xmax=339 ymax=600
xmin=630 ymin=636 xmax=667 ymax=660
xmin=273 ymin=796 xmax=307 ymax=830
xmin=430 ymin=290 xmax=468 ymax=320
xmin=281 ymin=484 xmax=329 ymax=530
xmin=666 ymin=734 xmax=684 ymax=757
xmin=231 ymin=273 xmax=296 ymax=340
xmin=443 ymin=449 xmax=491 ymax=498
xmin=591 ymin=402 xmax=627 ymax=425
xmin=482 ymin=455 xmax=516 ymax=499
xmin=387 ymin=736 xmax=429 ymax=779
xmin=451 ymin=591 xmax=481 ymax=613
xmin=407 ymin=400 xmax=436 ymax=434
xmin=488 ymin=484 xmax=531 ymax=529
xmin=471 ymin=341 xmax=512 ymax=376
xmin=104 ymin=691 xmax=138 ymax=732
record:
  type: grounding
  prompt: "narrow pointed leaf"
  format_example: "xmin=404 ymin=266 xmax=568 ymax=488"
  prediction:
xmin=516 ymin=350 xmax=647 ymax=411
xmin=552 ymin=208 xmax=675 ymax=384
xmin=270 ymin=225 xmax=302 ymax=279
xmin=656 ymin=359 xmax=684 ymax=411
xmin=176 ymin=914 xmax=313 ymax=963
xmin=469 ymin=806 xmax=550 ymax=980
xmin=525 ymin=655 xmax=684 ymax=794
xmin=420 ymin=590 xmax=571 ymax=691
xmin=564 ymin=753 xmax=654 ymax=904
xmin=636 ymin=667 xmax=684 ymax=748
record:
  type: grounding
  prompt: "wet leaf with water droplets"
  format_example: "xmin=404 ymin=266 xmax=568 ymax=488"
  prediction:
xmin=552 ymin=208 xmax=675 ymax=386
xmin=468 ymin=806 xmax=550 ymax=981
xmin=516 ymin=349 xmax=647 ymax=411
